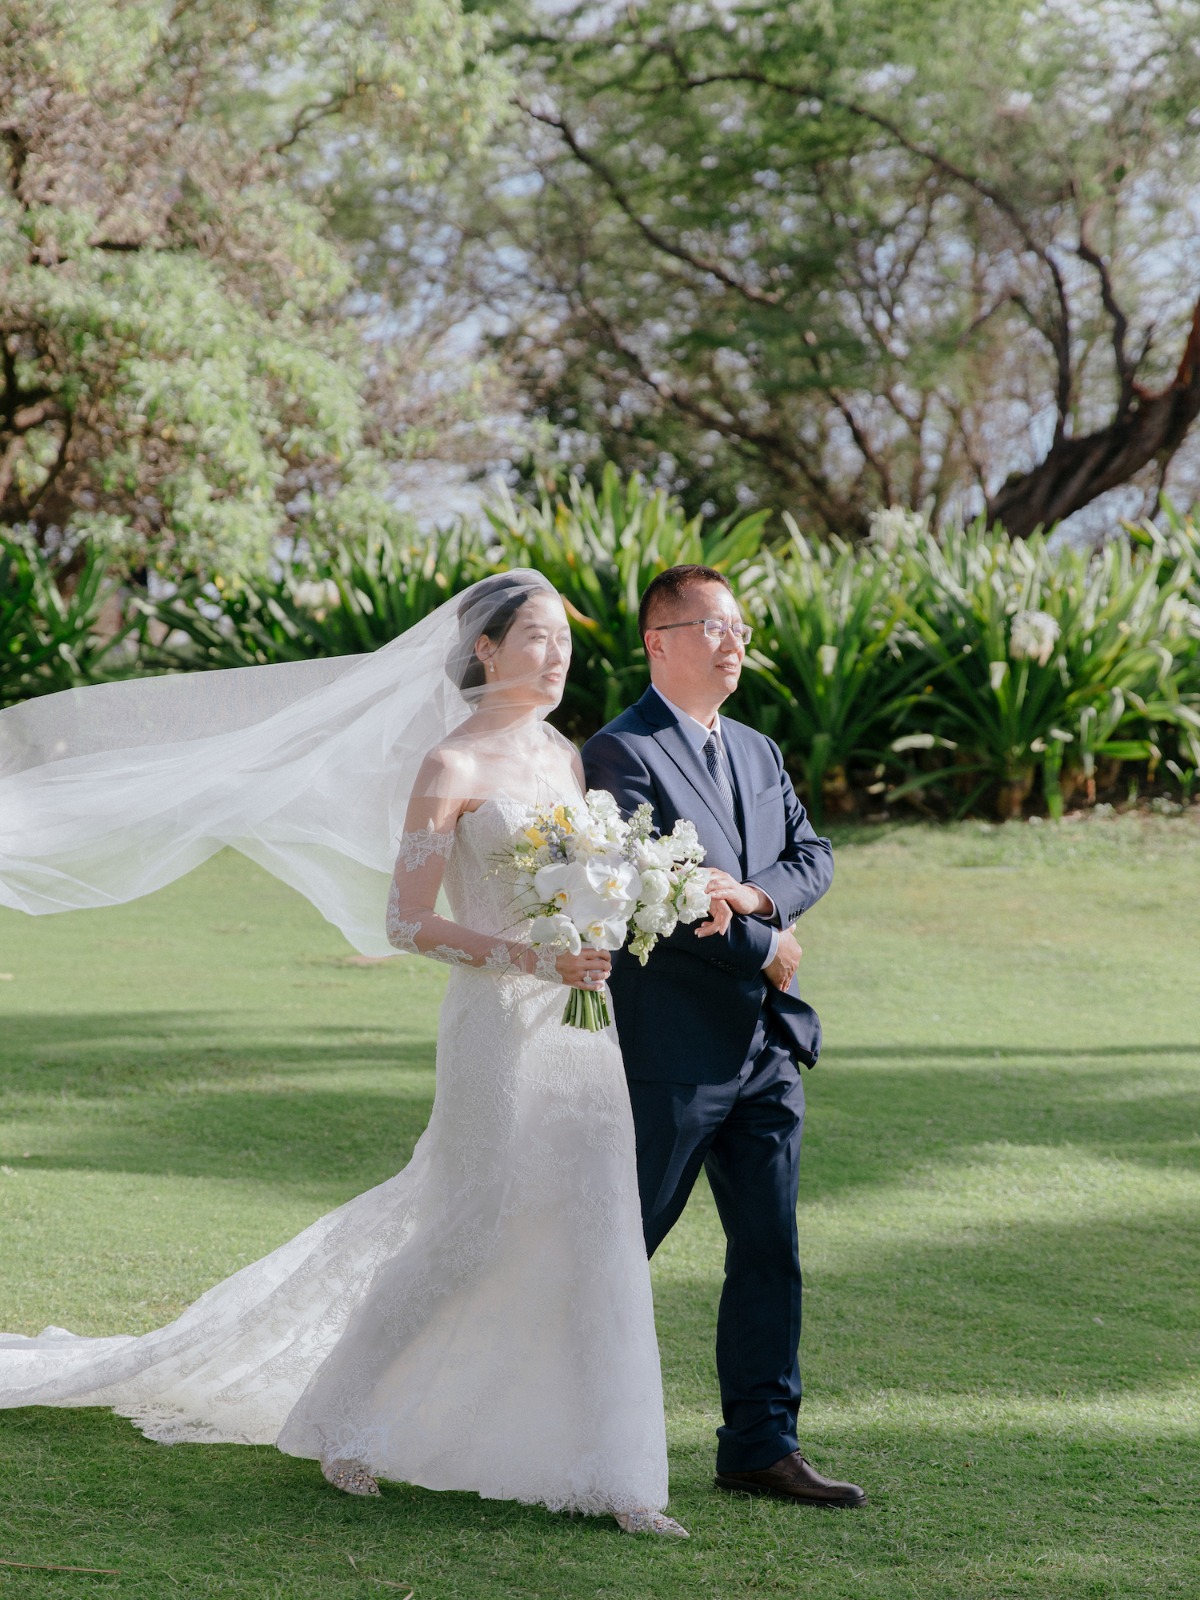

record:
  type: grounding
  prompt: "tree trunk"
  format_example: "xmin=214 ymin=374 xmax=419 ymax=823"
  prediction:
xmin=986 ymin=300 xmax=1200 ymax=539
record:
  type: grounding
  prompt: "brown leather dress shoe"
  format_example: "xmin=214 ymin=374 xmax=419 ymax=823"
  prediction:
xmin=715 ymin=1451 xmax=867 ymax=1508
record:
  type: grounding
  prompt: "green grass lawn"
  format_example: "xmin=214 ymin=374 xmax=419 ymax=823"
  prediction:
xmin=1 ymin=811 xmax=1198 ymax=1599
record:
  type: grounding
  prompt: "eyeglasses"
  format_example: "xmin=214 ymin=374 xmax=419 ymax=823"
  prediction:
xmin=650 ymin=617 xmax=753 ymax=646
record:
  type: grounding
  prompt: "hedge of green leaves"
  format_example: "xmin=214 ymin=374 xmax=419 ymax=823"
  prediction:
xmin=0 ymin=535 xmax=137 ymax=706
xmin=5 ymin=468 xmax=1199 ymax=823
xmin=739 ymin=509 xmax=1200 ymax=823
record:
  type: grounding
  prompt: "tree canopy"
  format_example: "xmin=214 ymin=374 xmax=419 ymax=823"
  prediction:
xmin=0 ymin=0 xmax=504 ymax=576
xmin=497 ymin=0 xmax=1200 ymax=535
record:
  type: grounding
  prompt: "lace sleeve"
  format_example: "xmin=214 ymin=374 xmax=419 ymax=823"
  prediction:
xmin=386 ymin=828 xmax=546 ymax=979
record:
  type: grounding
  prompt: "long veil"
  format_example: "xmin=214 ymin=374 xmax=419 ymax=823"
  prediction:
xmin=0 ymin=568 xmax=558 ymax=956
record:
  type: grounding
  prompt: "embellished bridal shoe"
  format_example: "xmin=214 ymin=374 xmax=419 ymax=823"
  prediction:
xmin=613 ymin=1509 xmax=690 ymax=1538
xmin=321 ymin=1458 xmax=381 ymax=1496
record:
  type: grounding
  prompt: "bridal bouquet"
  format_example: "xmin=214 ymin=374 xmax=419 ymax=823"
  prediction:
xmin=503 ymin=790 xmax=712 ymax=1030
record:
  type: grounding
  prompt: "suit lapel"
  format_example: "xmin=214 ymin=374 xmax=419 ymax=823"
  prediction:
xmin=637 ymin=688 xmax=744 ymax=858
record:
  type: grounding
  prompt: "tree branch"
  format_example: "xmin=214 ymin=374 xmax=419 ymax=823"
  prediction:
xmin=22 ymin=411 xmax=74 ymax=515
xmin=514 ymin=94 xmax=785 ymax=308
xmin=1075 ymin=201 xmax=1134 ymax=409
xmin=636 ymin=63 xmax=1077 ymax=437
xmin=987 ymin=297 xmax=1200 ymax=536
xmin=0 ymin=126 xmax=29 ymax=202
xmin=273 ymin=88 xmax=359 ymax=155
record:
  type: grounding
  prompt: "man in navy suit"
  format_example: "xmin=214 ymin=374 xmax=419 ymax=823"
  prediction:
xmin=582 ymin=564 xmax=866 ymax=1508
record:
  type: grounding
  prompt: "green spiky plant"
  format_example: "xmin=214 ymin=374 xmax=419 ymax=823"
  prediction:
xmin=895 ymin=521 xmax=1199 ymax=819
xmin=0 ymin=534 xmax=138 ymax=708
xmin=739 ymin=520 xmax=938 ymax=827
xmin=134 ymin=525 xmax=493 ymax=669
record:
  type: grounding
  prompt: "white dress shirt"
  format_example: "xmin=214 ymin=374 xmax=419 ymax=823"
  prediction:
xmin=650 ymin=685 xmax=780 ymax=968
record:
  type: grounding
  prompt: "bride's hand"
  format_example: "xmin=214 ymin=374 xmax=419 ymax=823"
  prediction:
xmin=556 ymin=946 xmax=612 ymax=990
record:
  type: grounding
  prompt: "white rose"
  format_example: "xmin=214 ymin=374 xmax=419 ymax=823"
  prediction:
xmin=584 ymin=789 xmax=620 ymax=822
xmin=634 ymin=838 xmax=673 ymax=873
xmin=638 ymin=869 xmax=671 ymax=905
xmin=667 ymin=819 xmax=702 ymax=861
xmin=633 ymin=902 xmax=673 ymax=935
xmin=679 ymin=875 xmax=712 ymax=919
xmin=570 ymin=821 xmax=614 ymax=859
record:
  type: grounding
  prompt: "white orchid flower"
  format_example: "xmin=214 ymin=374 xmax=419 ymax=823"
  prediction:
xmin=528 ymin=913 xmax=582 ymax=954
xmin=583 ymin=855 xmax=642 ymax=906
xmin=533 ymin=860 xmax=576 ymax=909
xmin=578 ymin=914 xmax=629 ymax=951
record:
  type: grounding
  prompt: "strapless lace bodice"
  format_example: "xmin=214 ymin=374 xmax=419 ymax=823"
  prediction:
xmin=443 ymin=796 xmax=536 ymax=937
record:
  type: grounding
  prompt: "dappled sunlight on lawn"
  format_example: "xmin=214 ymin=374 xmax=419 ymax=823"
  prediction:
xmin=2 ymin=828 xmax=1198 ymax=1598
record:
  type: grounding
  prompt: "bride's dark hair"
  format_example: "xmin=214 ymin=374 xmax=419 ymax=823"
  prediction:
xmin=450 ymin=573 xmax=540 ymax=697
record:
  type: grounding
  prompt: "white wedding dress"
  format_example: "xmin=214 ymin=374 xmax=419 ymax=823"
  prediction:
xmin=0 ymin=794 xmax=669 ymax=1516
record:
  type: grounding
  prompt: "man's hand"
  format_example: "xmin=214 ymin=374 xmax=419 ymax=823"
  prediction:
xmin=694 ymin=869 xmax=773 ymax=939
xmin=763 ymin=928 xmax=802 ymax=991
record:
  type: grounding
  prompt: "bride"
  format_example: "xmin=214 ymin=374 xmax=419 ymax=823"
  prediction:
xmin=0 ymin=570 xmax=687 ymax=1537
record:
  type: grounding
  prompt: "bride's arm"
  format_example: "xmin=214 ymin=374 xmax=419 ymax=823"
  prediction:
xmin=386 ymin=749 xmax=558 ymax=978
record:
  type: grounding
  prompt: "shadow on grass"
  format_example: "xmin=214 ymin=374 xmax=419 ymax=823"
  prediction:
xmin=3 ymin=1013 xmax=1198 ymax=1194
xmin=654 ymin=1192 xmax=1200 ymax=1415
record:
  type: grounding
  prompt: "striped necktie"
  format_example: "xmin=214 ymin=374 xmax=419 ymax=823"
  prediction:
xmin=703 ymin=732 xmax=738 ymax=831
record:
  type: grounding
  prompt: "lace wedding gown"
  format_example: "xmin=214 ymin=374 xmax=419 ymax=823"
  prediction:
xmin=0 ymin=794 xmax=668 ymax=1516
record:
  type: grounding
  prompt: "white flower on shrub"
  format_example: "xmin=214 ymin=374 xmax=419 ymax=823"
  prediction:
xmin=1009 ymin=608 xmax=1060 ymax=665
xmin=294 ymin=579 xmax=340 ymax=613
xmin=867 ymin=506 xmax=926 ymax=552
xmin=989 ymin=660 xmax=1008 ymax=691
xmin=1161 ymin=595 xmax=1200 ymax=638
xmin=817 ymin=644 xmax=839 ymax=677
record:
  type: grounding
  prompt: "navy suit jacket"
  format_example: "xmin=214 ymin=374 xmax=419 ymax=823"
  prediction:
xmin=582 ymin=687 xmax=834 ymax=1084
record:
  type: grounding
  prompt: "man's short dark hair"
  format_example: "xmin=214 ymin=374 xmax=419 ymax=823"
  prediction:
xmin=638 ymin=565 xmax=733 ymax=642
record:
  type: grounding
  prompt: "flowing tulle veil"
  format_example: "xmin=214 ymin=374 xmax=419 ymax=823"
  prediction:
xmin=0 ymin=568 xmax=559 ymax=954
